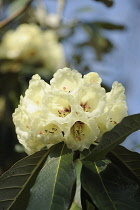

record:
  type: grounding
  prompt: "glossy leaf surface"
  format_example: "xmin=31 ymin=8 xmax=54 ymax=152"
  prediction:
xmin=27 ymin=142 xmax=76 ymax=210
xmin=0 ymin=148 xmax=50 ymax=210
xmin=81 ymin=160 xmax=140 ymax=210
xmin=107 ymin=145 xmax=140 ymax=185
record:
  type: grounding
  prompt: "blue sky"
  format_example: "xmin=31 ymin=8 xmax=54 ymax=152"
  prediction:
xmin=44 ymin=0 xmax=140 ymax=150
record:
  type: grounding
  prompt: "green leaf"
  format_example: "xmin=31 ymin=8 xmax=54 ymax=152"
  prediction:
xmin=86 ymin=201 xmax=96 ymax=210
xmin=27 ymin=142 xmax=76 ymax=210
xmin=107 ymin=145 xmax=140 ymax=185
xmin=0 ymin=148 xmax=50 ymax=210
xmin=94 ymin=0 xmax=113 ymax=7
xmin=81 ymin=187 xmax=97 ymax=210
xmin=7 ymin=0 xmax=31 ymax=16
xmin=81 ymin=160 xmax=140 ymax=210
xmin=95 ymin=21 xmax=125 ymax=30
xmin=82 ymin=23 xmax=114 ymax=60
xmin=82 ymin=114 xmax=140 ymax=161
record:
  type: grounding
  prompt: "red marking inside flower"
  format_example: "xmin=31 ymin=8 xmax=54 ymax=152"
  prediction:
xmin=77 ymin=136 xmax=81 ymax=141
xmin=59 ymin=110 xmax=65 ymax=113
xmin=26 ymin=125 xmax=29 ymax=128
xmin=63 ymin=87 xmax=66 ymax=90
xmin=85 ymin=105 xmax=91 ymax=109
xmin=81 ymin=103 xmax=91 ymax=112
xmin=39 ymin=131 xmax=42 ymax=134
xmin=114 ymin=121 xmax=117 ymax=125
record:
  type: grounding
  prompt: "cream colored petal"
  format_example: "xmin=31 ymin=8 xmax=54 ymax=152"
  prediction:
xmin=106 ymin=81 xmax=128 ymax=126
xmin=13 ymin=107 xmax=47 ymax=155
xmin=106 ymin=82 xmax=126 ymax=107
xmin=75 ymin=83 xmax=106 ymax=118
xmin=41 ymin=90 xmax=79 ymax=125
xmin=84 ymin=72 xmax=102 ymax=84
xmin=21 ymin=74 xmax=50 ymax=114
xmin=34 ymin=119 xmax=65 ymax=145
xmin=12 ymin=105 xmax=41 ymax=155
xmin=96 ymin=81 xmax=128 ymax=138
xmin=95 ymin=112 xmax=110 ymax=140
xmin=18 ymin=135 xmax=46 ymax=155
xmin=50 ymin=67 xmax=83 ymax=93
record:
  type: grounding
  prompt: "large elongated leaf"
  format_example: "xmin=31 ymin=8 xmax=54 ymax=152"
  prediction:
xmin=107 ymin=145 xmax=140 ymax=185
xmin=0 ymin=148 xmax=50 ymax=210
xmin=81 ymin=160 xmax=140 ymax=210
xmin=81 ymin=187 xmax=97 ymax=210
xmin=27 ymin=142 xmax=76 ymax=210
xmin=82 ymin=114 xmax=140 ymax=161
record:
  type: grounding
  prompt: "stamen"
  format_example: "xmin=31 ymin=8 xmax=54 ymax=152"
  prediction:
xmin=58 ymin=107 xmax=71 ymax=117
xmin=81 ymin=103 xmax=91 ymax=112
xmin=72 ymin=121 xmax=85 ymax=141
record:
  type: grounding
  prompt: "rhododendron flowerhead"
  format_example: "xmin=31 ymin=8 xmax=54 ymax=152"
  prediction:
xmin=13 ymin=67 xmax=128 ymax=155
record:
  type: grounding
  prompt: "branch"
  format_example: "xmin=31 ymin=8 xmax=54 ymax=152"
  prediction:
xmin=57 ymin=0 xmax=66 ymax=24
xmin=0 ymin=0 xmax=33 ymax=29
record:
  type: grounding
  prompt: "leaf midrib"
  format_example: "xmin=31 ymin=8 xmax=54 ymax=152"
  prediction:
xmin=8 ymin=149 xmax=50 ymax=210
xmin=94 ymin=162 xmax=117 ymax=210
xmin=94 ymin=123 xmax=139 ymax=155
xmin=111 ymin=151 xmax=140 ymax=181
xmin=49 ymin=143 xmax=65 ymax=210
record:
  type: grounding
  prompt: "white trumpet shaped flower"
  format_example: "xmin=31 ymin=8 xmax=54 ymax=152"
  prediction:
xmin=50 ymin=67 xmax=83 ymax=93
xmin=13 ymin=68 xmax=128 ymax=154
xmin=63 ymin=114 xmax=100 ymax=151
xmin=74 ymin=83 xmax=106 ymax=118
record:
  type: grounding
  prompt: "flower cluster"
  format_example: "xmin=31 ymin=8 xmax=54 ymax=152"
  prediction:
xmin=13 ymin=68 xmax=128 ymax=155
xmin=0 ymin=24 xmax=65 ymax=74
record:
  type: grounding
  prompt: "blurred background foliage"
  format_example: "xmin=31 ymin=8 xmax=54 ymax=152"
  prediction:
xmin=0 ymin=0 xmax=139 ymax=179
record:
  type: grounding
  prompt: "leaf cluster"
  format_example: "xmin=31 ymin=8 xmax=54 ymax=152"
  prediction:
xmin=0 ymin=114 xmax=140 ymax=209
